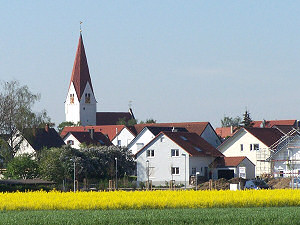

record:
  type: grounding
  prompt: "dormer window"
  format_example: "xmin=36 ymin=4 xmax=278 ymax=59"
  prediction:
xmin=70 ymin=94 xmax=75 ymax=104
xmin=85 ymin=93 xmax=91 ymax=103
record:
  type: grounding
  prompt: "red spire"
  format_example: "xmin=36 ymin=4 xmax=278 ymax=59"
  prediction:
xmin=69 ymin=34 xmax=94 ymax=100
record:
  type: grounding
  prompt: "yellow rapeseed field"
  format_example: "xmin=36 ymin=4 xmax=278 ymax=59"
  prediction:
xmin=0 ymin=189 xmax=299 ymax=210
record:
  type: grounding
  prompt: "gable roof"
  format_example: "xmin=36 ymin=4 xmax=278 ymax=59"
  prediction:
xmin=23 ymin=127 xmax=65 ymax=151
xmin=133 ymin=122 xmax=210 ymax=136
xmin=61 ymin=125 xmax=128 ymax=141
xmin=245 ymin=128 xmax=284 ymax=147
xmin=69 ymin=34 xmax=94 ymax=100
xmin=272 ymin=125 xmax=295 ymax=135
xmin=67 ymin=131 xmax=111 ymax=146
xmin=96 ymin=112 xmax=134 ymax=125
xmin=136 ymin=131 xmax=223 ymax=157
xmin=252 ymin=120 xmax=297 ymax=128
xmin=211 ymin=156 xmax=254 ymax=167
xmin=147 ymin=127 xmax=188 ymax=136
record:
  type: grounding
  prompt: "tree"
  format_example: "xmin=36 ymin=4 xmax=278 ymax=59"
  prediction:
xmin=117 ymin=117 xmax=138 ymax=126
xmin=139 ymin=118 xmax=157 ymax=124
xmin=221 ymin=116 xmax=241 ymax=127
xmin=57 ymin=121 xmax=76 ymax=134
xmin=241 ymin=110 xmax=253 ymax=128
xmin=0 ymin=80 xmax=52 ymax=158
xmin=4 ymin=154 xmax=38 ymax=179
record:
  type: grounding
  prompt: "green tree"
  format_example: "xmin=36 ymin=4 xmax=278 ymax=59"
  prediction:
xmin=241 ymin=110 xmax=253 ymax=128
xmin=139 ymin=118 xmax=157 ymax=124
xmin=221 ymin=116 xmax=241 ymax=127
xmin=0 ymin=80 xmax=52 ymax=159
xmin=4 ymin=154 xmax=38 ymax=179
xmin=57 ymin=121 xmax=76 ymax=134
xmin=117 ymin=117 xmax=138 ymax=126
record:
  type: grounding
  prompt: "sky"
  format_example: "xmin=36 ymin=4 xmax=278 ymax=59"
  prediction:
xmin=2 ymin=1 xmax=300 ymax=128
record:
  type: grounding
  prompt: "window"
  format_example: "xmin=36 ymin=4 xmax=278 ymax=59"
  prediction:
xmin=194 ymin=146 xmax=202 ymax=152
xmin=171 ymin=149 xmax=179 ymax=157
xmin=85 ymin=93 xmax=91 ymax=103
xmin=70 ymin=94 xmax=74 ymax=104
xmin=171 ymin=167 xmax=179 ymax=175
xmin=67 ymin=140 xmax=74 ymax=145
xmin=253 ymin=144 xmax=259 ymax=150
xmin=250 ymin=144 xmax=253 ymax=151
xmin=146 ymin=149 xmax=154 ymax=157
xmin=117 ymin=140 xmax=121 ymax=146
xmin=240 ymin=144 xmax=243 ymax=151
xmin=279 ymin=171 xmax=284 ymax=177
xmin=192 ymin=168 xmax=196 ymax=175
xmin=180 ymin=136 xmax=188 ymax=141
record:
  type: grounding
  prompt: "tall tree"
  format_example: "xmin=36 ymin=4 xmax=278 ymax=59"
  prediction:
xmin=0 ymin=80 xmax=52 ymax=158
xmin=241 ymin=110 xmax=253 ymax=128
xmin=57 ymin=121 xmax=76 ymax=134
xmin=139 ymin=118 xmax=157 ymax=124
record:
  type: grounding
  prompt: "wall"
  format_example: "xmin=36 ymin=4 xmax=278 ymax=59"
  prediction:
xmin=63 ymin=133 xmax=81 ymax=149
xmin=128 ymin=129 xmax=155 ymax=155
xmin=79 ymin=83 xmax=97 ymax=126
xmin=201 ymin=124 xmax=222 ymax=148
xmin=65 ymin=83 xmax=80 ymax=124
xmin=112 ymin=128 xmax=135 ymax=147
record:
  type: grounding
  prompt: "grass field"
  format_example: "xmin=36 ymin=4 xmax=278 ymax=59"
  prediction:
xmin=0 ymin=207 xmax=299 ymax=225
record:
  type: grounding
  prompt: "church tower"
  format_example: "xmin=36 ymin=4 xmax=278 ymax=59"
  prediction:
xmin=65 ymin=33 xmax=97 ymax=126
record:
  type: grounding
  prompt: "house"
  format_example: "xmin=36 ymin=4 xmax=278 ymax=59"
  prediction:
xmin=133 ymin=122 xmax=221 ymax=148
xmin=252 ymin=119 xmax=298 ymax=128
xmin=13 ymin=125 xmax=65 ymax=156
xmin=264 ymin=129 xmax=300 ymax=178
xmin=215 ymin=126 xmax=239 ymax=140
xmin=128 ymin=126 xmax=188 ymax=155
xmin=65 ymin=33 xmax=134 ymax=126
xmin=63 ymin=130 xmax=111 ymax=149
xmin=136 ymin=131 xmax=223 ymax=186
xmin=61 ymin=125 xmax=135 ymax=147
xmin=217 ymin=127 xmax=284 ymax=177
xmin=210 ymin=156 xmax=255 ymax=180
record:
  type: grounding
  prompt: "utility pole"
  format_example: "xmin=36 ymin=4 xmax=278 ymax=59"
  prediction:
xmin=182 ymin=153 xmax=186 ymax=189
xmin=115 ymin=157 xmax=118 ymax=190
xmin=146 ymin=160 xmax=149 ymax=189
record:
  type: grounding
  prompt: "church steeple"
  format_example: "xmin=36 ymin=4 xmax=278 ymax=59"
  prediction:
xmin=69 ymin=34 xmax=94 ymax=100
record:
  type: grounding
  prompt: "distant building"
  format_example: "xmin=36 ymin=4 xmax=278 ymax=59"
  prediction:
xmin=65 ymin=33 xmax=134 ymax=126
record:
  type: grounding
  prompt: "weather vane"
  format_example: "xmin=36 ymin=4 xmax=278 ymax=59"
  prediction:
xmin=80 ymin=21 xmax=83 ymax=33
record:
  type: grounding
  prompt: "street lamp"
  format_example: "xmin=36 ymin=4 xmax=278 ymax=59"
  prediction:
xmin=182 ymin=153 xmax=186 ymax=189
xmin=71 ymin=157 xmax=76 ymax=193
xmin=115 ymin=157 xmax=118 ymax=190
xmin=196 ymin=172 xmax=200 ymax=191
xmin=146 ymin=160 xmax=149 ymax=189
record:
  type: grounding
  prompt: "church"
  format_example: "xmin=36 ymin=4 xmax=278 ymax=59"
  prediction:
xmin=65 ymin=33 xmax=135 ymax=126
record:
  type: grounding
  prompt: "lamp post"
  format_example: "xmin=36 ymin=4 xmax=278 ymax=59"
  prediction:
xmin=115 ymin=157 xmax=118 ymax=190
xmin=182 ymin=153 xmax=186 ymax=189
xmin=72 ymin=157 xmax=76 ymax=193
xmin=146 ymin=160 xmax=149 ymax=189
xmin=196 ymin=172 xmax=200 ymax=191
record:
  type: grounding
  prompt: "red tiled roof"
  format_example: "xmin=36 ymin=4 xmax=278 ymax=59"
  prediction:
xmin=245 ymin=128 xmax=283 ymax=147
xmin=69 ymin=34 xmax=94 ymax=100
xmin=211 ymin=156 xmax=251 ymax=167
xmin=134 ymin=122 xmax=209 ymax=136
xmin=68 ymin=131 xmax=111 ymax=146
xmin=61 ymin=125 xmax=126 ymax=141
xmin=252 ymin=120 xmax=297 ymax=128
xmin=215 ymin=127 xmax=239 ymax=139
xmin=96 ymin=112 xmax=134 ymax=125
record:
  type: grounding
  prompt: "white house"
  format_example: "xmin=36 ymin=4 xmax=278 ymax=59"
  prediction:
xmin=128 ymin=126 xmax=188 ymax=155
xmin=211 ymin=156 xmax=255 ymax=180
xmin=12 ymin=125 xmax=65 ymax=156
xmin=63 ymin=130 xmax=111 ymax=149
xmin=136 ymin=131 xmax=223 ymax=186
xmin=218 ymin=127 xmax=284 ymax=177
xmin=111 ymin=126 xmax=136 ymax=147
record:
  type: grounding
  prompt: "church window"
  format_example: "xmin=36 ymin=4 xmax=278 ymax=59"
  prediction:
xmin=85 ymin=93 xmax=91 ymax=103
xmin=70 ymin=94 xmax=74 ymax=104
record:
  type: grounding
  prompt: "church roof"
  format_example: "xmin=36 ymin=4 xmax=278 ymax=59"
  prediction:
xmin=96 ymin=112 xmax=134 ymax=125
xmin=69 ymin=34 xmax=94 ymax=100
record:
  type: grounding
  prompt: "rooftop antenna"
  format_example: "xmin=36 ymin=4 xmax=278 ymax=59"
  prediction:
xmin=80 ymin=21 xmax=83 ymax=33
xmin=128 ymin=100 xmax=133 ymax=109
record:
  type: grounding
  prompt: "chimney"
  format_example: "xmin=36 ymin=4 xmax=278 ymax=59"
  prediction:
xmin=230 ymin=126 xmax=233 ymax=134
xmin=45 ymin=124 xmax=49 ymax=132
xmin=172 ymin=127 xmax=178 ymax=132
xmin=89 ymin=129 xmax=94 ymax=140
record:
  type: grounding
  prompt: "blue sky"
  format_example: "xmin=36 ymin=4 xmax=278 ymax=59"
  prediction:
xmin=2 ymin=1 xmax=300 ymax=128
